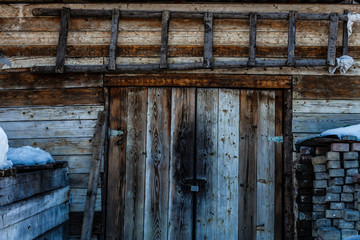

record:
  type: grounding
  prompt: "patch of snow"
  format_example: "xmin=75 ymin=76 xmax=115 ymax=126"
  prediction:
xmin=7 ymin=146 xmax=55 ymax=166
xmin=320 ymin=124 xmax=360 ymax=141
xmin=0 ymin=127 xmax=12 ymax=169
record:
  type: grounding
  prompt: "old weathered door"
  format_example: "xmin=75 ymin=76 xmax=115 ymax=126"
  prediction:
xmin=106 ymin=87 xmax=283 ymax=240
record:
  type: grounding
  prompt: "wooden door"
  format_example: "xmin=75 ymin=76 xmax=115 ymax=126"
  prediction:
xmin=106 ymin=87 xmax=283 ymax=240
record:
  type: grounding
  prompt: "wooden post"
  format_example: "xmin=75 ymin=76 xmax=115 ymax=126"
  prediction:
xmin=108 ymin=9 xmax=120 ymax=71
xmin=55 ymin=7 xmax=70 ymax=73
xmin=343 ymin=10 xmax=349 ymax=56
xmin=287 ymin=11 xmax=297 ymax=67
xmin=204 ymin=12 xmax=214 ymax=68
xmin=327 ymin=12 xmax=339 ymax=66
xmin=81 ymin=111 xmax=108 ymax=240
xmin=248 ymin=12 xmax=257 ymax=67
xmin=160 ymin=11 xmax=170 ymax=69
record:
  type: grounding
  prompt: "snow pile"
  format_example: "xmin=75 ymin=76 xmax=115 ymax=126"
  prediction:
xmin=7 ymin=146 xmax=55 ymax=166
xmin=0 ymin=127 xmax=12 ymax=169
xmin=320 ymin=124 xmax=360 ymax=141
xmin=329 ymin=55 xmax=355 ymax=75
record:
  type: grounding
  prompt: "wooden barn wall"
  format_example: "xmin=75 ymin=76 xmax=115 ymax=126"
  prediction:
xmin=1 ymin=3 xmax=360 ymax=239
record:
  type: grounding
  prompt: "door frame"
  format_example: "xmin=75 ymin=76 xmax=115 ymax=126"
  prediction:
xmin=102 ymin=73 xmax=294 ymax=240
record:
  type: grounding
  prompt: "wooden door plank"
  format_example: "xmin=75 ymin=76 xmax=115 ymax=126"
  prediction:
xmin=168 ymin=88 xmax=195 ymax=240
xmin=256 ymin=90 xmax=276 ymax=240
xmin=274 ymin=90 xmax=283 ymax=240
xmin=106 ymin=87 xmax=127 ymax=240
xmin=144 ymin=88 xmax=171 ymax=240
xmin=195 ymin=88 xmax=218 ymax=240
xmin=239 ymin=90 xmax=258 ymax=240
xmin=216 ymin=89 xmax=240 ymax=240
xmin=124 ymin=87 xmax=147 ymax=240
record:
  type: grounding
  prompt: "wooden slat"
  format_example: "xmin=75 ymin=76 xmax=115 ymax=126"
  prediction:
xmin=0 ymin=106 xmax=103 ymax=122
xmin=69 ymin=173 xmax=100 ymax=189
xmin=81 ymin=111 xmax=108 ymax=240
xmin=204 ymin=12 xmax=214 ymax=68
xmin=217 ymin=89 xmax=240 ymax=240
xmin=274 ymin=90 xmax=283 ymax=240
xmin=239 ymin=90 xmax=258 ymax=240
xmin=0 ymin=73 xmax=102 ymax=90
xmin=287 ymin=11 xmax=297 ymax=67
xmin=343 ymin=10 xmax=349 ymax=56
xmin=293 ymin=75 xmax=360 ymax=100
xmin=55 ymin=7 xmax=70 ymax=73
xmin=70 ymin=188 xmax=101 ymax=212
xmin=35 ymin=222 xmax=68 ymax=240
xmin=0 ymin=88 xmax=104 ymax=107
xmin=124 ymin=87 xmax=147 ymax=240
xmin=293 ymin=113 xmax=360 ymax=133
xmin=327 ymin=12 xmax=339 ymax=66
xmin=160 ymin=10 xmax=170 ymax=69
xmin=256 ymin=90 xmax=275 ymax=239
xmin=0 ymin=167 xmax=69 ymax=206
xmin=168 ymin=88 xmax=195 ymax=240
xmin=106 ymin=87 xmax=127 ymax=239
xmin=0 ymin=203 xmax=69 ymax=240
xmin=293 ymin=100 xmax=360 ymax=114
xmin=196 ymin=88 xmax=218 ymax=240
xmin=248 ymin=12 xmax=257 ymax=67
xmin=144 ymin=88 xmax=171 ymax=240
xmin=105 ymin=74 xmax=291 ymax=89
xmin=2 ymin=120 xmax=96 ymax=139
xmin=108 ymin=9 xmax=120 ymax=70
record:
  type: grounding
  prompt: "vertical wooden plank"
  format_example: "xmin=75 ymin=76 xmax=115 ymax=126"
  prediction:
xmin=343 ymin=10 xmax=349 ymax=56
xmin=168 ymin=88 xmax=195 ymax=240
xmin=327 ymin=12 xmax=339 ymax=66
xmin=239 ymin=90 xmax=258 ymax=240
xmin=106 ymin=87 xmax=127 ymax=240
xmin=196 ymin=88 xmax=218 ymax=240
xmin=248 ymin=12 xmax=257 ymax=67
xmin=217 ymin=89 xmax=240 ymax=240
xmin=204 ymin=12 xmax=214 ymax=69
xmin=55 ymin=7 xmax=70 ymax=73
xmin=283 ymin=89 xmax=294 ymax=240
xmin=256 ymin=90 xmax=275 ymax=240
xmin=274 ymin=90 xmax=283 ymax=240
xmin=108 ymin=9 xmax=120 ymax=70
xmin=160 ymin=11 xmax=170 ymax=69
xmin=144 ymin=88 xmax=171 ymax=240
xmin=124 ymin=87 xmax=147 ymax=240
xmin=287 ymin=11 xmax=297 ymax=67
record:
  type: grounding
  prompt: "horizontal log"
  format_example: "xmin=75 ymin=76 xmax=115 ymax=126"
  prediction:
xmin=34 ymin=222 xmax=68 ymax=240
xmin=0 ymin=88 xmax=104 ymax=106
xmin=104 ymin=74 xmax=291 ymax=88
xmin=0 ymin=73 xmax=102 ymax=90
xmin=293 ymin=113 xmax=360 ymax=133
xmin=293 ymin=75 xmax=360 ymax=99
xmin=293 ymin=100 xmax=360 ymax=114
xmin=69 ymin=212 xmax=102 ymax=237
xmin=2 ymin=45 xmax=359 ymax=59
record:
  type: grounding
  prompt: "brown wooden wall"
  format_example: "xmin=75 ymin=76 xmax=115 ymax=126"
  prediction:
xmin=1 ymin=3 xmax=360 ymax=239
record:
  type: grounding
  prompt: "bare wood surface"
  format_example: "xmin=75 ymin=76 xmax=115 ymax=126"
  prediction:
xmin=248 ymin=12 xmax=257 ymax=67
xmin=168 ymin=88 xmax=195 ymax=240
xmin=81 ymin=111 xmax=108 ymax=240
xmin=108 ymin=9 xmax=120 ymax=71
xmin=287 ymin=11 xmax=297 ymax=67
xmin=327 ymin=12 xmax=339 ymax=66
xmin=343 ymin=10 xmax=349 ymax=55
xmin=293 ymin=99 xmax=360 ymax=114
xmin=160 ymin=10 xmax=170 ymax=69
xmin=204 ymin=12 xmax=214 ymax=68
xmin=124 ymin=87 xmax=147 ymax=240
xmin=106 ymin=88 xmax=127 ymax=239
xmin=144 ymin=88 xmax=171 ymax=240
xmin=55 ymin=7 xmax=70 ymax=73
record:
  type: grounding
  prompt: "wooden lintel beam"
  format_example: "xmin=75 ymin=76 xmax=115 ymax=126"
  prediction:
xmin=55 ymin=7 xmax=70 ymax=73
xmin=204 ymin=12 xmax=214 ymax=69
xmin=287 ymin=11 xmax=297 ymax=67
xmin=160 ymin=10 xmax=170 ymax=69
xmin=327 ymin=12 xmax=339 ymax=66
xmin=108 ymin=9 xmax=120 ymax=71
xmin=248 ymin=12 xmax=257 ymax=67
xmin=343 ymin=10 xmax=349 ymax=56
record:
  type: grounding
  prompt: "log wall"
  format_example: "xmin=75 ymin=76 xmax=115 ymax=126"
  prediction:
xmin=1 ymin=3 xmax=360 ymax=239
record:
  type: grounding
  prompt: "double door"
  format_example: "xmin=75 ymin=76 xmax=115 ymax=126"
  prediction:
xmin=106 ymin=87 xmax=283 ymax=240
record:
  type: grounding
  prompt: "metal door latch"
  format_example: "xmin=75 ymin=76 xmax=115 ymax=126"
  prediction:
xmin=268 ymin=136 xmax=283 ymax=143
xmin=183 ymin=178 xmax=207 ymax=192
xmin=108 ymin=129 xmax=124 ymax=137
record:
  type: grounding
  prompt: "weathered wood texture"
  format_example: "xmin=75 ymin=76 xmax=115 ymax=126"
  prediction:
xmin=55 ymin=7 xmax=70 ymax=73
xmin=107 ymin=87 xmax=280 ymax=239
